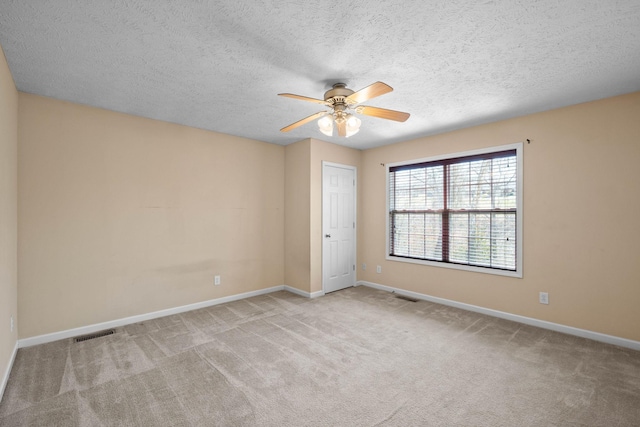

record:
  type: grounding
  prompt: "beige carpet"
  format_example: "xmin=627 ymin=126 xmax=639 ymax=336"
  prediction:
xmin=1 ymin=286 xmax=639 ymax=426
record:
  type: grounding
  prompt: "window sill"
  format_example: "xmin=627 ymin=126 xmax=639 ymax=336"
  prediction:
xmin=386 ymin=255 xmax=523 ymax=278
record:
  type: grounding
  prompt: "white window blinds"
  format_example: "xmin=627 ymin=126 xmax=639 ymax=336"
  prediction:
xmin=389 ymin=149 xmax=518 ymax=272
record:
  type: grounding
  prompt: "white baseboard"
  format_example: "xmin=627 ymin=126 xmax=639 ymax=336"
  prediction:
xmin=357 ymin=281 xmax=640 ymax=352
xmin=283 ymin=285 xmax=325 ymax=299
xmin=310 ymin=290 xmax=325 ymax=298
xmin=18 ymin=285 xmax=287 ymax=348
xmin=1 ymin=341 xmax=18 ymax=403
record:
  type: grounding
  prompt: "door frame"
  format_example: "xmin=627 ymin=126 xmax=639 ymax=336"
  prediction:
xmin=322 ymin=161 xmax=357 ymax=294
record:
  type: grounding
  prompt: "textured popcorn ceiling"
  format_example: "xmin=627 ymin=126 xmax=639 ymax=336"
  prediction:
xmin=1 ymin=1 xmax=639 ymax=149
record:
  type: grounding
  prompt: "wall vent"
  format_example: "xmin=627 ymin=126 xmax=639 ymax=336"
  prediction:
xmin=395 ymin=294 xmax=419 ymax=303
xmin=73 ymin=329 xmax=115 ymax=343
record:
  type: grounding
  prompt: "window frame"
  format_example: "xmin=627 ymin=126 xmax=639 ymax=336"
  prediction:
xmin=386 ymin=142 xmax=523 ymax=278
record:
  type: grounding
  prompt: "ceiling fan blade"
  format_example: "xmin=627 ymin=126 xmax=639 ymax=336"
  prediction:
xmin=278 ymin=93 xmax=330 ymax=105
xmin=346 ymin=81 xmax=393 ymax=104
xmin=280 ymin=111 xmax=327 ymax=132
xmin=356 ymin=106 xmax=410 ymax=122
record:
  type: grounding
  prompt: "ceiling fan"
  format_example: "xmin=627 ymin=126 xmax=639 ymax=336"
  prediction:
xmin=278 ymin=81 xmax=410 ymax=138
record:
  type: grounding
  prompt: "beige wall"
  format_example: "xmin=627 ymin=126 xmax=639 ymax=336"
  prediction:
xmin=18 ymin=94 xmax=285 ymax=338
xmin=359 ymin=92 xmax=640 ymax=341
xmin=0 ymin=44 xmax=18 ymax=391
xmin=284 ymin=139 xmax=311 ymax=292
xmin=11 ymin=79 xmax=640 ymax=346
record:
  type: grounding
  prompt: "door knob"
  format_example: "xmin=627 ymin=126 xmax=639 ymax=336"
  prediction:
xmin=325 ymin=234 xmax=331 ymax=238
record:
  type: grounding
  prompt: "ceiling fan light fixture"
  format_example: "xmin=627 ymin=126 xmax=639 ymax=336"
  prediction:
xmin=318 ymin=115 xmax=333 ymax=137
xmin=345 ymin=114 xmax=361 ymax=137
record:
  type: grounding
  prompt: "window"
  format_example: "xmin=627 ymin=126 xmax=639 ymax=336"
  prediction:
xmin=387 ymin=143 xmax=522 ymax=277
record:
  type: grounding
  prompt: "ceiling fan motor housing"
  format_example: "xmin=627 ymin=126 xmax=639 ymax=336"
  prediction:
xmin=324 ymin=83 xmax=355 ymax=105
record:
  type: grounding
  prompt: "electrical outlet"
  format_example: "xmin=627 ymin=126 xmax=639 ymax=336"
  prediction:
xmin=376 ymin=265 xmax=382 ymax=274
xmin=539 ymin=292 xmax=549 ymax=305
xmin=214 ymin=275 xmax=221 ymax=286
xmin=362 ymin=263 xmax=367 ymax=270
xmin=10 ymin=315 xmax=14 ymax=332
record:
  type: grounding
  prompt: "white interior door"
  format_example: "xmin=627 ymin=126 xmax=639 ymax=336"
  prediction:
xmin=322 ymin=162 xmax=356 ymax=294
